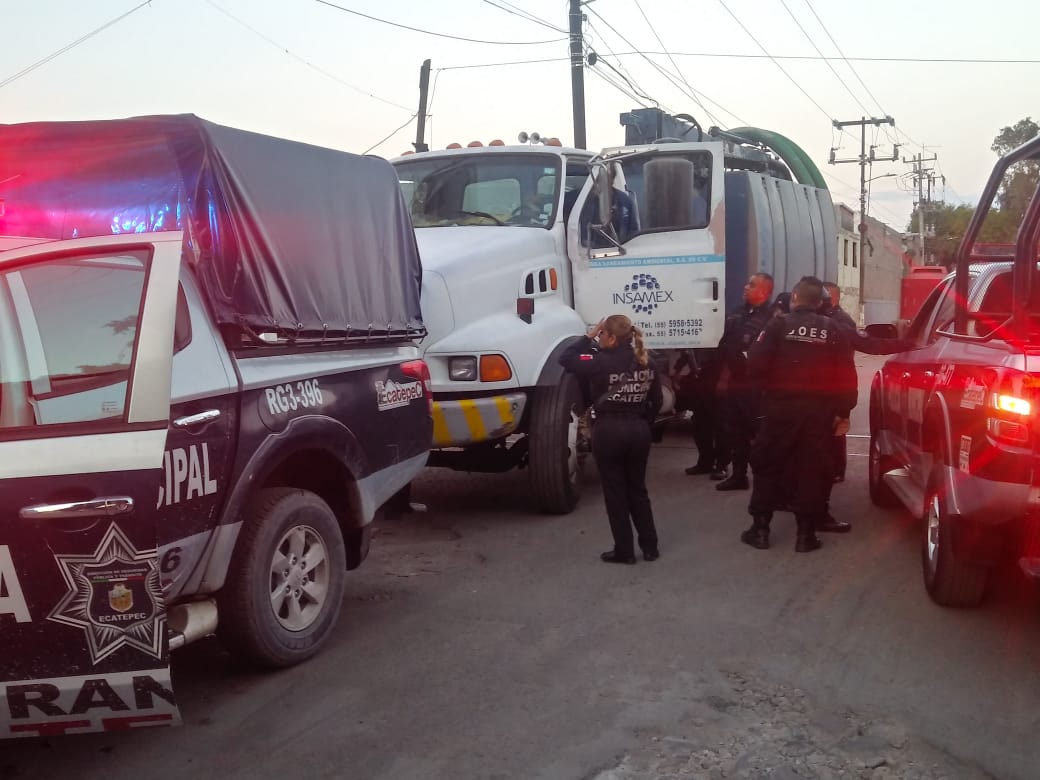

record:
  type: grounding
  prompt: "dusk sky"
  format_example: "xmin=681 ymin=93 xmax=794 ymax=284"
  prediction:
xmin=3 ymin=0 xmax=1037 ymax=232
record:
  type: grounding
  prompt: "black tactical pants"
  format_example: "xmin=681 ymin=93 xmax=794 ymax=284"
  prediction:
xmin=690 ymin=363 xmax=730 ymax=470
xmin=593 ymin=414 xmax=658 ymax=557
xmin=748 ymin=399 xmax=834 ymax=531
xmin=722 ymin=388 xmax=760 ymax=476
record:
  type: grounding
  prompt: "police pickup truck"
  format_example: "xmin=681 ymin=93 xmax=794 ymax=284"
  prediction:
xmin=868 ymin=133 xmax=1040 ymax=607
xmin=0 ymin=116 xmax=432 ymax=737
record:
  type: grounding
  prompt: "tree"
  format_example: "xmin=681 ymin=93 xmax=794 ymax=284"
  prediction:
xmin=905 ymin=118 xmax=1038 ymax=263
xmin=990 ymin=117 xmax=1039 ymax=228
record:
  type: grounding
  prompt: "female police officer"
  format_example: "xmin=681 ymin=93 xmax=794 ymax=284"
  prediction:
xmin=560 ymin=314 xmax=663 ymax=564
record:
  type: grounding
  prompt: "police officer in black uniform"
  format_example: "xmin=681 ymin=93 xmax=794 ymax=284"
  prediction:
xmin=740 ymin=277 xmax=854 ymax=552
xmin=560 ymin=314 xmax=663 ymax=564
xmin=715 ymin=272 xmax=775 ymax=491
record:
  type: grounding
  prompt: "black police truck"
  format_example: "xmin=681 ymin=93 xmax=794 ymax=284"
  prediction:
xmin=0 ymin=115 xmax=432 ymax=737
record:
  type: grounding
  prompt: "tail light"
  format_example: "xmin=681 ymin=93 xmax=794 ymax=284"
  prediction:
xmin=985 ymin=369 xmax=1036 ymax=445
xmin=401 ymin=359 xmax=433 ymax=416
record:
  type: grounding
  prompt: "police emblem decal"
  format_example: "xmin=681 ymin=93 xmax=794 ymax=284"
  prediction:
xmin=47 ymin=524 xmax=165 ymax=664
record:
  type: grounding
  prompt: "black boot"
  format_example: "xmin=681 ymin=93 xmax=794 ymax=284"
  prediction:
xmin=716 ymin=471 xmax=749 ymax=491
xmin=795 ymin=515 xmax=822 ymax=552
xmin=740 ymin=514 xmax=771 ymax=549
xmin=601 ymin=550 xmax=637 ymax=564
xmin=685 ymin=462 xmax=713 ymax=476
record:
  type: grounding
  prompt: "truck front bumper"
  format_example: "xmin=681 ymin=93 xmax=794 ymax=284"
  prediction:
xmin=432 ymin=393 xmax=527 ymax=447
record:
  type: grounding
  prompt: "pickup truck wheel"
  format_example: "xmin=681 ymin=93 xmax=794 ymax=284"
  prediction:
xmin=867 ymin=428 xmax=900 ymax=508
xmin=922 ymin=469 xmax=988 ymax=607
xmin=528 ymin=374 xmax=586 ymax=514
xmin=219 ymin=487 xmax=347 ymax=667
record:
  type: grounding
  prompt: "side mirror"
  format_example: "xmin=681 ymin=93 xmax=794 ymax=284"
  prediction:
xmin=864 ymin=323 xmax=898 ymax=339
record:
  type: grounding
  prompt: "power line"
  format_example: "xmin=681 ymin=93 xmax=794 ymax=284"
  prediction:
xmin=479 ymin=0 xmax=565 ymax=33
xmin=312 ymin=0 xmax=566 ymax=45
xmin=585 ymin=5 xmax=746 ymax=127
xmin=590 ymin=53 xmax=660 ymax=109
xmin=438 ymin=49 xmax=1040 ymax=70
xmin=364 ymin=114 xmax=418 ymax=155
xmin=718 ymin=0 xmax=841 ymax=132
xmin=778 ymin=0 xmax=872 ymax=116
xmin=585 ymin=20 xmax=655 ymax=110
xmin=207 ymin=1 xmax=413 ymax=112
xmin=0 ymin=0 xmax=154 ymax=90
xmin=588 ymin=65 xmax=652 ymax=109
xmin=632 ymin=0 xmax=714 ymax=123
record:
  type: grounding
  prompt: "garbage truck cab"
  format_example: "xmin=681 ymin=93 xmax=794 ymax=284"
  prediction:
xmin=392 ymin=109 xmax=836 ymax=514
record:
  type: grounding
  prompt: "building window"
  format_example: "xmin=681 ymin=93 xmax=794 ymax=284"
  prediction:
xmin=843 ymin=239 xmax=849 ymax=266
xmin=852 ymin=243 xmax=858 ymax=268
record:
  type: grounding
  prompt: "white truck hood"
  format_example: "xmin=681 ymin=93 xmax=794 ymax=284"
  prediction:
xmin=416 ymin=226 xmax=561 ymax=350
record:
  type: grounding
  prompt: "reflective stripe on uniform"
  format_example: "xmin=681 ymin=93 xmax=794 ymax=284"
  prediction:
xmin=431 ymin=393 xmax=527 ymax=447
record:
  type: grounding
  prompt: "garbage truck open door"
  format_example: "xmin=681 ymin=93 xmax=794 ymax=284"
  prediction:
xmin=0 ymin=233 xmax=181 ymax=738
xmin=566 ymin=143 xmax=727 ymax=349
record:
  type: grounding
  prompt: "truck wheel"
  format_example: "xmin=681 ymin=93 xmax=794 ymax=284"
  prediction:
xmin=867 ymin=428 xmax=900 ymax=508
xmin=921 ymin=466 xmax=988 ymax=607
xmin=219 ymin=487 xmax=347 ymax=667
xmin=528 ymin=374 xmax=586 ymax=514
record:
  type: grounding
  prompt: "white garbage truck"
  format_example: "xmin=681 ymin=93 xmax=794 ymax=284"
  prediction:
xmin=391 ymin=108 xmax=837 ymax=513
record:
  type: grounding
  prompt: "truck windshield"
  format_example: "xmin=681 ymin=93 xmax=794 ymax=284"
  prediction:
xmin=394 ymin=154 xmax=562 ymax=229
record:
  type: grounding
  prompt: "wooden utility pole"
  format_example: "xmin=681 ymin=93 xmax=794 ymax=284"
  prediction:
xmin=830 ymin=116 xmax=897 ymax=308
xmin=568 ymin=0 xmax=587 ymax=149
xmin=413 ymin=59 xmax=431 ymax=153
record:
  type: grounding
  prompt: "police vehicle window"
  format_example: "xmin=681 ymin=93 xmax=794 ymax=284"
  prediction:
xmin=394 ymin=154 xmax=562 ymax=228
xmin=970 ymin=271 xmax=1013 ymax=336
xmin=0 ymin=251 xmax=147 ymax=429
xmin=927 ymin=282 xmax=958 ymax=343
xmin=174 ymin=285 xmax=191 ymax=353
xmin=905 ymin=278 xmax=951 ymax=344
xmin=619 ymin=151 xmax=712 ymax=234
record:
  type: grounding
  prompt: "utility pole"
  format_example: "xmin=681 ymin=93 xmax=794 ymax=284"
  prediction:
xmin=830 ymin=116 xmax=898 ymax=310
xmin=903 ymin=152 xmax=937 ymax=263
xmin=413 ymin=59 xmax=431 ymax=153
xmin=568 ymin=0 xmax=587 ymax=149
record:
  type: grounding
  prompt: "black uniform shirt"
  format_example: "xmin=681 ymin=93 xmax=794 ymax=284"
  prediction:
xmin=560 ymin=336 xmax=663 ymax=420
xmin=748 ymin=306 xmax=855 ymax=412
xmin=718 ymin=301 xmax=774 ymax=388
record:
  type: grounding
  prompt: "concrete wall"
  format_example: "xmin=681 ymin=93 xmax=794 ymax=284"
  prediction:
xmin=860 ymin=213 xmax=906 ymax=324
xmin=834 ymin=203 xmax=862 ymax=323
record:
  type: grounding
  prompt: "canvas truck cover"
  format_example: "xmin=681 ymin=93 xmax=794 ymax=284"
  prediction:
xmin=0 ymin=114 xmax=424 ymax=344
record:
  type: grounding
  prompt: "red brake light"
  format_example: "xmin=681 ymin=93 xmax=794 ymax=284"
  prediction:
xmin=401 ymin=359 xmax=433 ymax=415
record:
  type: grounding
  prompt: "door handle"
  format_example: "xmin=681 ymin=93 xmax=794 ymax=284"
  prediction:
xmin=901 ymin=372 xmax=911 ymax=381
xmin=712 ymin=280 xmax=719 ymax=301
xmin=173 ymin=409 xmax=221 ymax=428
xmin=923 ymin=370 xmax=935 ymax=380
xmin=20 ymin=496 xmax=134 ymax=521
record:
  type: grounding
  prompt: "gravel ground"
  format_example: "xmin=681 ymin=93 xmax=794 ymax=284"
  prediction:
xmin=592 ymin=671 xmax=993 ymax=780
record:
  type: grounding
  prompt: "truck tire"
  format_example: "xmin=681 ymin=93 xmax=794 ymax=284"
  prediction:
xmin=921 ymin=465 xmax=988 ymax=607
xmin=528 ymin=374 xmax=586 ymax=514
xmin=218 ymin=487 xmax=347 ymax=667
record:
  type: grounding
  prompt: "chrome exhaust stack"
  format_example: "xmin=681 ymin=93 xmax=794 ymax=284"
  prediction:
xmin=167 ymin=599 xmax=219 ymax=650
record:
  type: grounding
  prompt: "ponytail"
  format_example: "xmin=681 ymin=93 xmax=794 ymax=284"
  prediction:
xmin=602 ymin=314 xmax=649 ymax=367
xmin=631 ymin=326 xmax=648 ymax=367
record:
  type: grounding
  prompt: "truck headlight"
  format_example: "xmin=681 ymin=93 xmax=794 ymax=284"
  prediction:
xmin=449 ymin=356 xmax=478 ymax=381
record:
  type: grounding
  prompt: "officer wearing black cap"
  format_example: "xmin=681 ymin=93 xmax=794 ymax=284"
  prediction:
xmin=740 ymin=277 xmax=854 ymax=552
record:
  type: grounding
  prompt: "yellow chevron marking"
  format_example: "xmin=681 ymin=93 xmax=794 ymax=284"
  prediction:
xmin=459 ymin=399 xmax=487 ymax=441
xmin=432 ymin=403 xmax=451 ymax=447
xmin=493 ymin=395 xmax=515 ymax=428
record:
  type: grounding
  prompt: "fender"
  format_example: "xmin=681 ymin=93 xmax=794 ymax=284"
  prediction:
xmin=186 ymin=415 xmax=367 ymax=594
xmin=537 ymin=335 xmax=587 ymax=387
